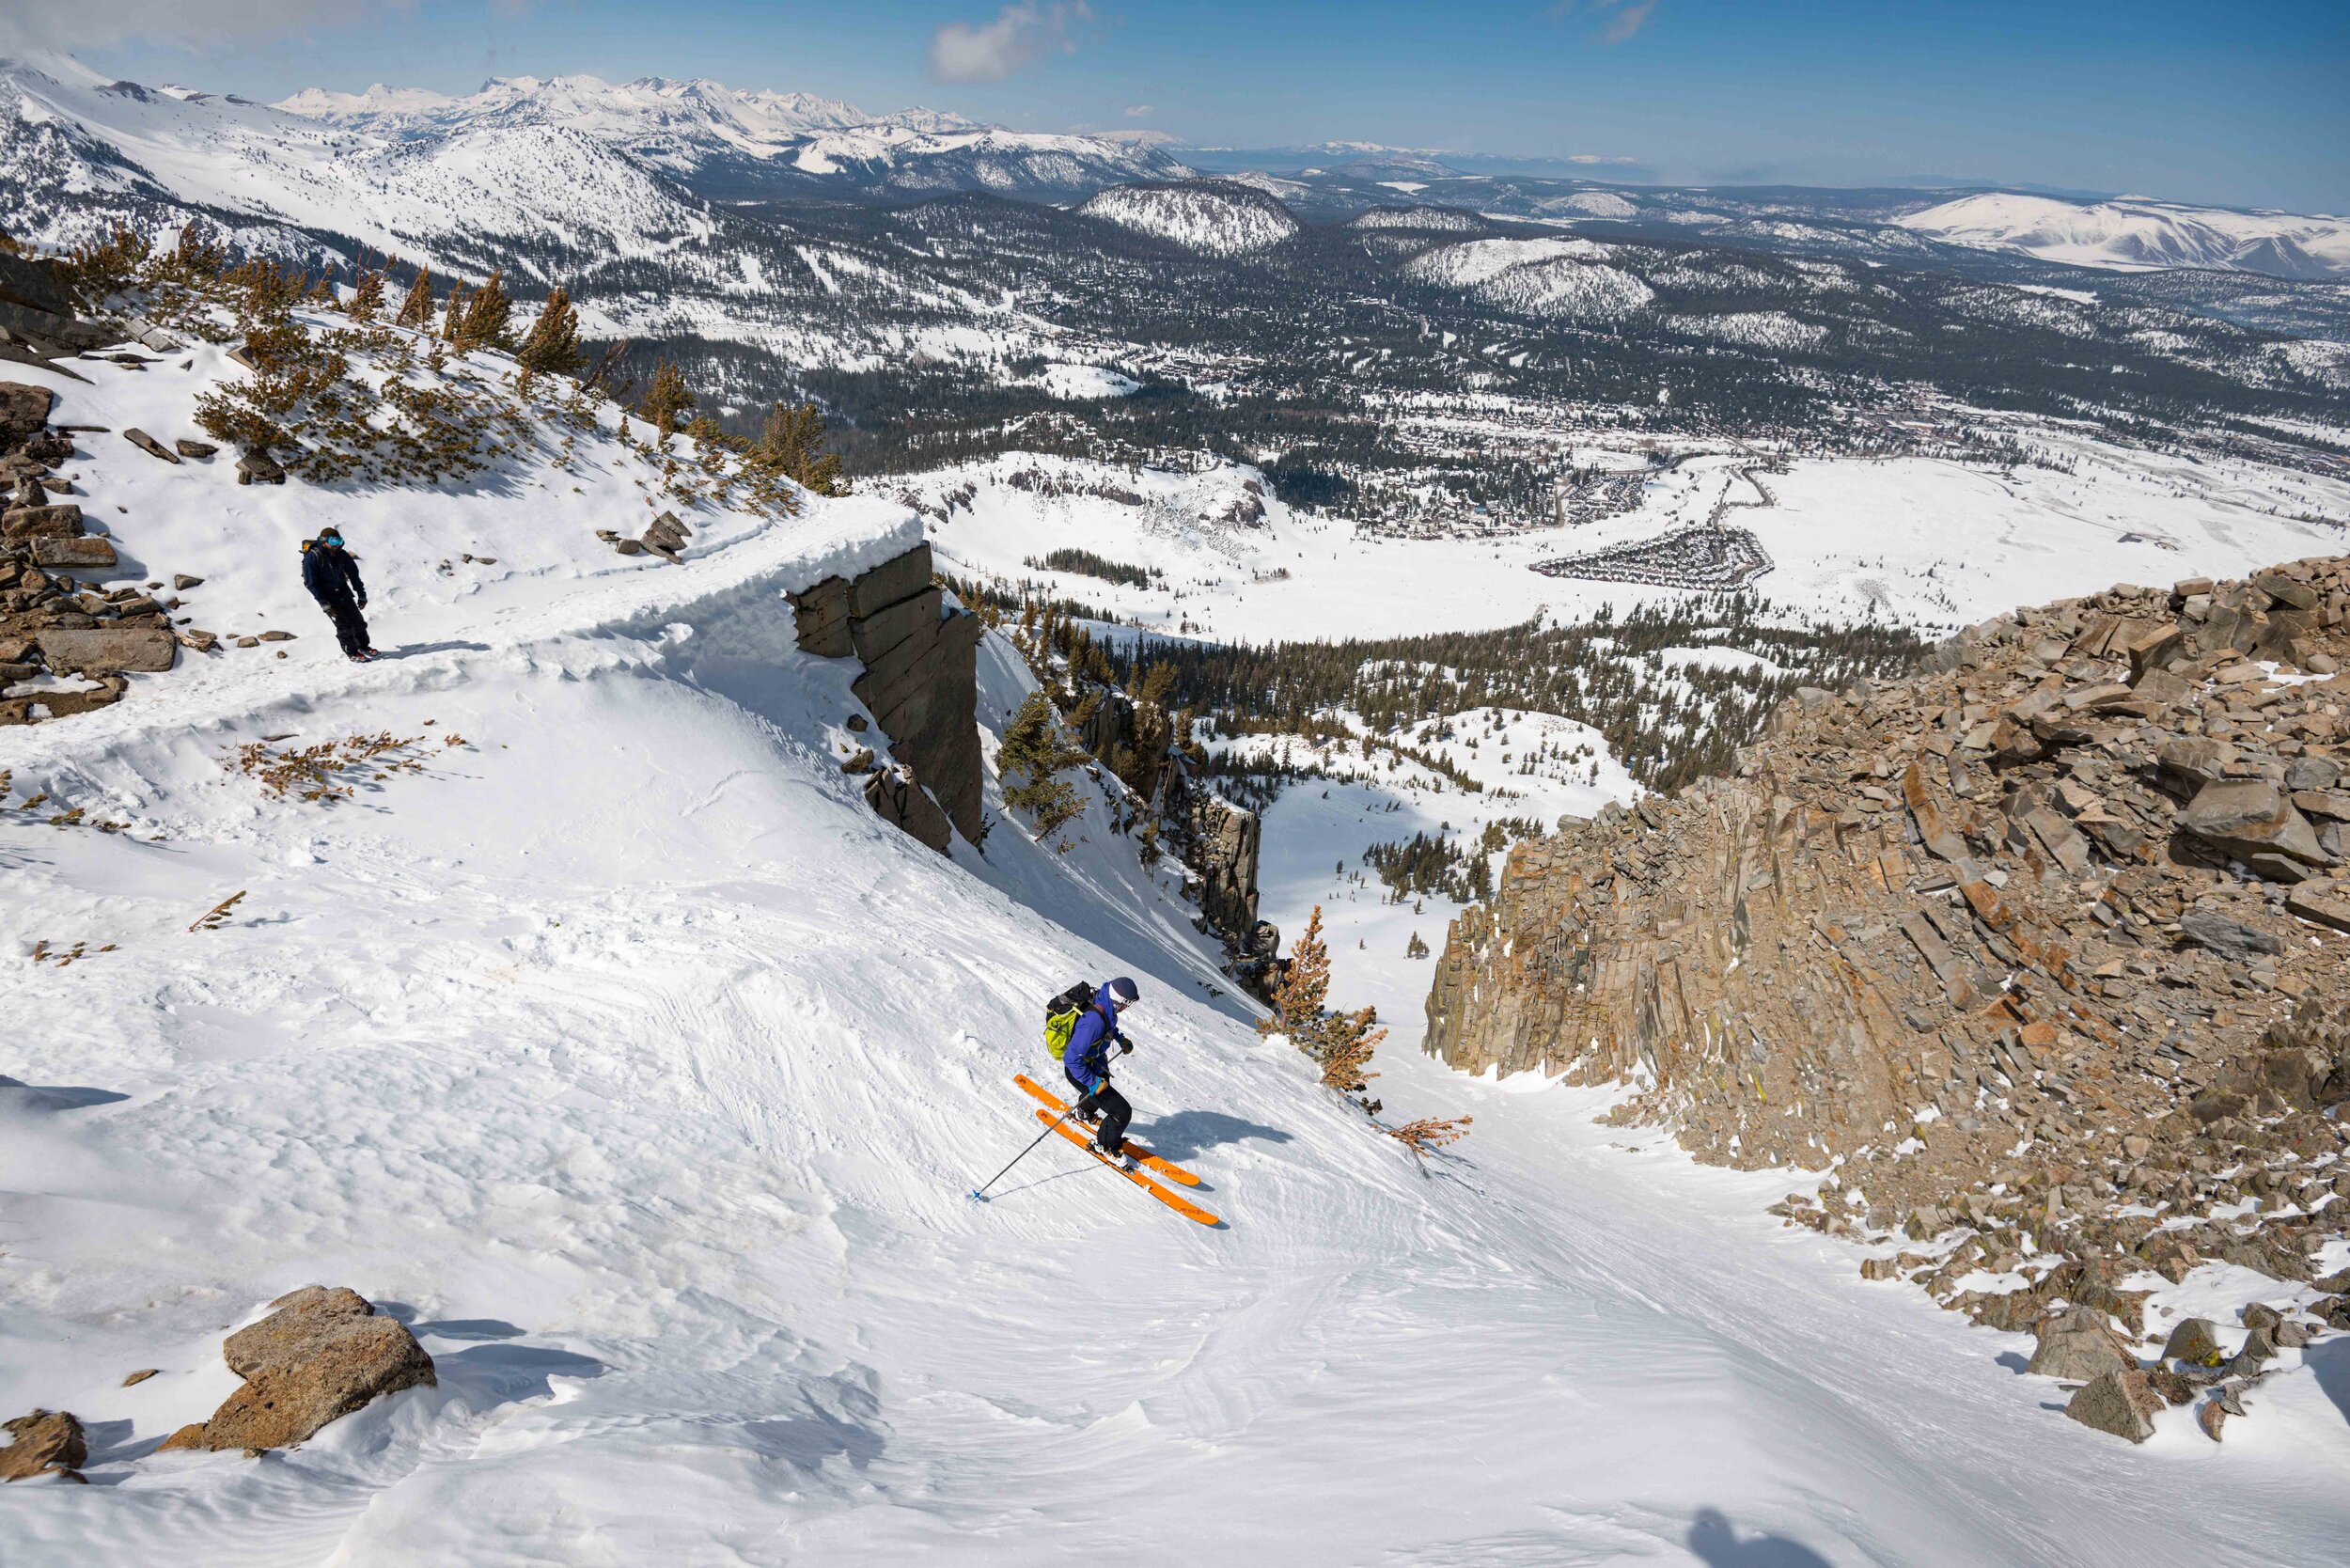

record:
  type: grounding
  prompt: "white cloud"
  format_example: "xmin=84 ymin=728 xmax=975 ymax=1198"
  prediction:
xmin=928 ymin=2 xmax=1091 ymax=86
xmin=1545 ymin=0 xmax=1660 ymax=45
xmin=1123 ymin=102 xmax=1152 ymax=118
xmin=1570 ymin=153 xmax=1637 ymax=165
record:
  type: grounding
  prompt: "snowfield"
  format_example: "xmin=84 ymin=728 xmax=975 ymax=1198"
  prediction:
xmin=910 ymin=436 xmax=2349 ymax=646
xmin=1404 ymin=237 xmax=1658 ymax=321
xmin=1074 ymin=180 xmax=1304 ymax=256
xmin=1897 ymin=191 xmax=2350 ymax=280
xmin=4 ymin=351 xmax=2350 ymax=1563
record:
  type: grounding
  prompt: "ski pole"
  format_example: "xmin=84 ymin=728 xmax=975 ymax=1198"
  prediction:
xmin=971 ymin=1107 xmax=1075 ymax=1201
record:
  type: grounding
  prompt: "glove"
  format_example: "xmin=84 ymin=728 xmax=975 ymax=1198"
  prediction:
xmin=1119 ymin=1036 xmax=1134 ymax=1055
xmin=357 ymin=597 xmax=368 ymax=610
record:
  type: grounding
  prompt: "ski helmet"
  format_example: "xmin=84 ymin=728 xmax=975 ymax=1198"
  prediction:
xmin=1106 ymin=976 xmax=1140 ymax=1004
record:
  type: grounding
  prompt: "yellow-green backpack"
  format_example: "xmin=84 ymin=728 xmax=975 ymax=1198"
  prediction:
xmin=1044 ymin=981 xmax=1097 ymax=1061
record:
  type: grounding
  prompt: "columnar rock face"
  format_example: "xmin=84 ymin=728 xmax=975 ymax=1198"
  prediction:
xmin=1177 ymin=775 xmax=1261 ymax=942
xmin=791 ymin=543 xmax=985 ymax=849
xmin=160 ymin=1285 xmax=435 ymax=1453
xmin=1427 ymin=557 xmax=2350 ymax=1377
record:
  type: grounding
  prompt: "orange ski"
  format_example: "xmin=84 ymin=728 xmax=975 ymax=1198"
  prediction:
xmin=1034 ymin=1113 xmax=1222 ymax=1227
xmin=1013 ymin=1074 xmax=1201 ymax=1186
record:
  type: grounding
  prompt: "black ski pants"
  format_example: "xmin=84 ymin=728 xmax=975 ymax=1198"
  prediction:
xmin=1066 ymin=1068 xmax=1132 ymax=1156
xmin=317 ymin=594 xmax=371 ymax=657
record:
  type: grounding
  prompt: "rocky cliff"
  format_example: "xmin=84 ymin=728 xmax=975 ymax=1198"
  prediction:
xmin=791 ymin=541 xmax=984 ymax=852
xmin=1427 ymin=557 xmax=2350 ymax=1435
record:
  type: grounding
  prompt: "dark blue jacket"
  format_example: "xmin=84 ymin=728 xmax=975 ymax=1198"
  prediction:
xmin=302 ymin=539 xmax=366 ymax=609
xmin=1062 ymin=991 xmax=1125 ymax=1092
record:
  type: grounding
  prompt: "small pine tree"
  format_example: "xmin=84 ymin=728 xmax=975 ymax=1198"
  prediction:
xmin=1314 ymin=1005 xmax=1384 ymax=1096
xmin=453 ymin=268 xmax=512 ymax=352
xmin=636 ymin=358 xmax=697 ymax=439
xmin=515 ymin=285 xmax=584 ymax=377
xmin=1388 ymin=1116 xmax=1473 ymax=1158
xmin=749 ymin=400 xmax=846 ymax=494
xmin=393 ymin=267 xmax=434 ymax=328
xmin=440 ymin=281 xmax=468 ymax=341
xmin=346 ymin=265 xmax=386 ymax=321
xmin=1405 ymin=931 xmax=1430 ymax=959
xmin=1260 ymin=904 xmax=1331 ymax=1044
xmin=999 ymin=690 xmax=1086 ymax=843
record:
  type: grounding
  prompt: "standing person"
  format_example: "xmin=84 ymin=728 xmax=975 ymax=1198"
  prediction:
xmin=301 ymin=527 xmax=377 ymax=662
xmin=1062 ymin=975 xmax=1141 ymax=1165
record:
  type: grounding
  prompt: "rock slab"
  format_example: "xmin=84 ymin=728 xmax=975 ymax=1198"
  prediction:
xmin=159 ymin=1285 xmax=435 ymax=1452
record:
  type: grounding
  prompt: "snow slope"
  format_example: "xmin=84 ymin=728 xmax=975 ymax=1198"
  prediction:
xmin=6 ymin=367 xmax=2350 ymax=1566
xmin=1404 ymin=236 xmax=1657 ymax=321
xmin=1076 ymin=180 xmax=1303 ymax=257
xmin=1897 ymin=192 xmax=2350 ymax=280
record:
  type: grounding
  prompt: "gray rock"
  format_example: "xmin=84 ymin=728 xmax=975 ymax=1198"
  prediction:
xmin=2183 ymin=778 xmax=2328 ymax=869
xmin=29 ymin=536 xmax=117 ymax=571
xmin=2286 ymin=756 xmax=2343 ymax=792
xmin=2027 ymin=1307 xmax=2138 ymax=1381
xmin=172 ymin=573 xmax=204 ymax=591
xmin=863 ymin=765 xmax=951 ymax=854
xmin=2 ymin=502 xmax=83 ymax=539
xmin=123 ymin=428 xmax=180 ymax=464
xmin=2161 ymin=1317 xmax=2224 ymax=1367
xmin=235 ymin=447 xmax=286 ymax=485
xmin=2157 ymin=736 xmax=2236 ymax=789
xmin=2064 ymin=1368 xmax=2164 ymax=1442
xmin=0 ymin=381 xmax=54 ymax=450
xmin=2178 ymin=909 xmax=2285 ymax=958
xmin=36 ymin=624 xmax=176 ymax=675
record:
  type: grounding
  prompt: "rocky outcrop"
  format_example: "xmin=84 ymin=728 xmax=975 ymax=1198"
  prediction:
xmin=791 ymin=543 xmax=984 ymax=850
xmin=1426 ymin=557 xmax=2350 ymax=1432
xmin=0 ymin=1409 xmax=86 ymax=1482
xmin=161 ymin=1285 xmax=435 ymax=1453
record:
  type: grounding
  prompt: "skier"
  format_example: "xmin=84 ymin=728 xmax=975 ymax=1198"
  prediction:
xmin=301 ymin=526 xmax=378 ymax=662
xmin=1062 ymin=975 xmax=1141 ymax=1164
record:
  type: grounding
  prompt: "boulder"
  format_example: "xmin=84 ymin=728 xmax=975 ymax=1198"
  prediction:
xmin=36 ymin=625 xmax=176 ymax=675
xmin=2178 ymin=909 xmax=2285 ymax=958
xmin=30 ymin=536 xmax=118 ymax=571
xmin=2 ymin=502 xmax=84 ymax=539
xmin=159 ymin=1285 xmax=434 ymax=1453
xmin=123 ymin=428 xmax=181 ymax=464
xmin=2064 ymin=1368 xmax=2164 ymax=1443
xmin=0 ymin=382 xmax=55 ymax=447
xmin=2285 ymin=886 xmax=2350 ymax=934
xmin=0 ymin=255 xmax=72 ymax=318
xmin=0 ymin=1409 xmax=85 ymax=1482
xmin=2026 ymin=1307 xmax=2137 ymax=1381
xmin=862 ymin=765 xmax=951 ymax=854
xmin=236 ymin=448 xmax=286 ymax=486
xmin=2182 ymin=779 xmax=2327 ymax=868
xmin=174 ymin=438 xmax=219 ymax=460
xmin=2160 ymin=1317 xmax=2224 ymax=1367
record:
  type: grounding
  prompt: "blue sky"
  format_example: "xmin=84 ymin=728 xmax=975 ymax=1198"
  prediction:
xmin=39 ymin=0 xmax=2350 ymax=210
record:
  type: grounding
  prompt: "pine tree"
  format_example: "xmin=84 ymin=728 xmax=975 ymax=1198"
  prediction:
xmin=1259 ymin=904 xmax=1330 ymax=1044
xmin=515 ymin=286 xmax=584 ymax=377
xmin=999 ymin=690 xmax=1086 ymax=843
xmin=346 ymin=265 xmax=386 ymax=321
xmin=440 ymin=281 xmax=469 ymax=341
xmin=1387 ymin=1116 xmax=1473 ymax=1158
xmin=636 ymin=358 xmax=697 ymax=439
xmin=393 ymin=268 xmax=433 ymax=329
xmin=1314 ymin=1004 xmax=1385 ymax=1097
xmin=1405 ymin=931 xmax=1430 ymax=959
xmin=452 ymin=268 xmax=512 ymax=352
xmin=748 ymin=400 xmax=846 ymax=495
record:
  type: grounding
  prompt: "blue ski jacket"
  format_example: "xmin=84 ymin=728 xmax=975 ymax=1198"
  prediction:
xmin=302 ymin=538 xmax=367 ymax=610
xmin=1062 ymin=990 xmax=1126 ymax=1092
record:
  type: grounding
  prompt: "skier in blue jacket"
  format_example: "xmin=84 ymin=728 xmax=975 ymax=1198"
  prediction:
xmin=1064 ymin=975 xmax=1141 ymax=1163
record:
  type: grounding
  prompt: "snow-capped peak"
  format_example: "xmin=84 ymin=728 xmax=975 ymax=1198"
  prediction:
xmin=1897 ymin=190 xmax=2350 ymax=280
xmin=1077 ymin=179 xmax=1302 ymax=257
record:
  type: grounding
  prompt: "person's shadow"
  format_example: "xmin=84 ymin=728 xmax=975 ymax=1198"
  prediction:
xmin=1687 ymin=1508 xmax=1834 ymax=1567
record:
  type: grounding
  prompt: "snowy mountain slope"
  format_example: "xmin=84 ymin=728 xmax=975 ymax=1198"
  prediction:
xmin=1403 ymin=235 xmax=1657 ymax=321
xmin=1075 ymin=179 xmax=1303 ymax=257
xmin=7 ymin=362 xmax=2350 ymax=1567
xmin=272 ymin=70 xmax=1188 ymax=201
xmin=1899 ymin=191 xmax=2350 ymax=280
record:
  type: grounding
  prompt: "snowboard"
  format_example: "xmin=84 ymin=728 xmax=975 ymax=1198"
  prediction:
xmin=1012 ymin=1074 xmax=1201 ymax=1186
